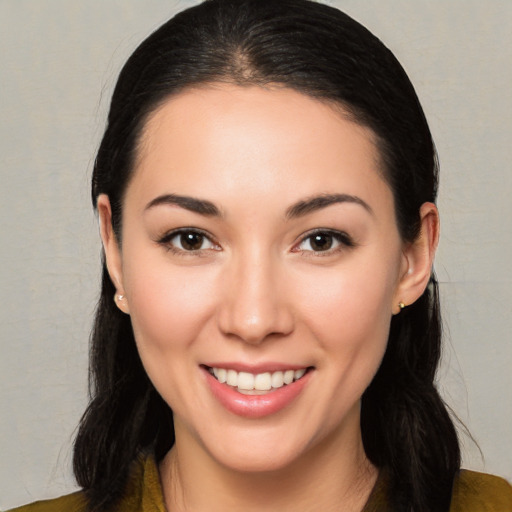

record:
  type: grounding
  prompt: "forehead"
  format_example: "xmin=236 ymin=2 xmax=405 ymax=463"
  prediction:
xmin=139 ymin=84 xmax=379 ymax=158
xmin=130 ymin=84 xmax=391 ymax=214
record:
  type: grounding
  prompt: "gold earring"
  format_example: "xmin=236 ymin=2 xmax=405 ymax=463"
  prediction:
xmin=398 ymin=301 xmax=406 ymax=310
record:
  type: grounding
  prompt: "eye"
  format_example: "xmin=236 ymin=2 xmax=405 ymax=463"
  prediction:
xmin=159 ymin=229 xmax=218 ymax=253
xmin=295 ymin=230 xmax=354 ymax=253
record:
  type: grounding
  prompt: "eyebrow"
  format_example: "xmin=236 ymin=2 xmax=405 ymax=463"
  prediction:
xmin=144 ymin=194 xmax=222 ymax=216
xmin=144 ymin=192 xmax=372 ymax=219
xmin=285 ymin=193 xmax=373 ymax=219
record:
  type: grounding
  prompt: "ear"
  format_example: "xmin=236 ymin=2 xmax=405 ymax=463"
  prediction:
xmin=393 ymin=202 xmax=439 ymax=314
xmin=97 ymin=194 xmax=130 ymax=314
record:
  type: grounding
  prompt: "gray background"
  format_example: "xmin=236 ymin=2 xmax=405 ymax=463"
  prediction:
xmin=1 ymin=1 xmax=511 ymax=508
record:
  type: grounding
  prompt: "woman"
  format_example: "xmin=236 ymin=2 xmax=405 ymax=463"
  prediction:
xmin=11 ymin=0 xmax=512 ymax=511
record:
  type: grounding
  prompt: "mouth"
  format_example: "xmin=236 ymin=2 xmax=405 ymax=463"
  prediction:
xmin=204 ymin=366 xmax=311 ymax=395
xmin=202 ymin=364 xmax=314 ymax=418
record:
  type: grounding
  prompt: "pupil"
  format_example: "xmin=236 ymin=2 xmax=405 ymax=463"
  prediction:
xmin=181 ymin=232 xmax=203 ymax=250
xmin=311 ymin=234 xmax=332 ymax=251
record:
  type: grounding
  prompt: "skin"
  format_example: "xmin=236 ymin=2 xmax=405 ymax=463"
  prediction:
xmin=99 ymin=85 xmax=439 ymax=511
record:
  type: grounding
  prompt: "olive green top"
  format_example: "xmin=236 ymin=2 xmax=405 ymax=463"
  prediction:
xmin=9 ymin=455 xmax=512 ymax=512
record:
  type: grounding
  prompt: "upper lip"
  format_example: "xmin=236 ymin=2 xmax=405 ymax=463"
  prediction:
xmin=202 ymin=362 xmax=312 ymax=374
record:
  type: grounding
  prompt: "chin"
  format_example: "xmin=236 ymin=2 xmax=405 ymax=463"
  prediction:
xmin=212 ymin=441 xmax=305 ymax=474
xmin=195 ymin=418 xmax=328 ymax=475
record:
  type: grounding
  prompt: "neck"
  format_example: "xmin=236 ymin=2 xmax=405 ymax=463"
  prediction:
xmin=160 ymin=412 xmax=378 ymax=512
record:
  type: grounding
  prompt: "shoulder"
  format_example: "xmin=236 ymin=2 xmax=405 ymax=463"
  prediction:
xmin=6 ymin=454 xmax=164 ymax=512
xmin=450 ymin=469 xmax=512 ymax=511
xmin=7 ymin=491 xmax=86 ymax=512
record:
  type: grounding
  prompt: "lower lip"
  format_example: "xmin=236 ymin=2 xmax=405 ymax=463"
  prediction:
xmin=203 ymin=368 xmax=312 ymax=418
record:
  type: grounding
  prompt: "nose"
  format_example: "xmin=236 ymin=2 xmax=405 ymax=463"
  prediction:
xmin=217 ymin=252 xmax=294 ymax=345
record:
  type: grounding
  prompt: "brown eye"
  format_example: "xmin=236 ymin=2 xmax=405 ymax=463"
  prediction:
xmin=180 ymin=232 xmax=206 ymax=250
xmin=309 ymin=233 xmax=333 ymax=251
xmin=164 ymin=230 xmax=216 ymax=252
xmin=296 ymin=230 xmax=354 ymax=254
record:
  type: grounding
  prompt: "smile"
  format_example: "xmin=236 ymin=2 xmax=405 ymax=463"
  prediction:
xmin=207 ymin=367 xmax=308 ymax=395
xmin=203 ymin=364 xmax=314 ymax=418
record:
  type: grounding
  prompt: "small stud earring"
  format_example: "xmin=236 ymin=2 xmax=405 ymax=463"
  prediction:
xmin=114 ymin=294 xmax=124 ymax=302
xmin=398 ymin=301 xmax=406 ymax=310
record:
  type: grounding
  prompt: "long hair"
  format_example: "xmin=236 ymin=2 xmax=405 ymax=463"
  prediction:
xmin=74 ymin=1 xmax=460 ymax=510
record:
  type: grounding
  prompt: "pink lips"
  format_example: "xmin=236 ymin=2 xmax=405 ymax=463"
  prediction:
xmin=202 ymin=365 xmax=312 ymax=418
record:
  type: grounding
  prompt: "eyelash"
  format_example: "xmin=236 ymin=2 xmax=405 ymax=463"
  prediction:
xmin=157 ymin=228 xmax=355 ymax=256
xmin=157 ymin=228 xmax=220 ymax=256
xmin=292 ymin=229 xmax=355 ymax=256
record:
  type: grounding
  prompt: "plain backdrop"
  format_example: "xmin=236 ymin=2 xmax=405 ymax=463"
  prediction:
xmin=1 ymin=1 xmax=511 ymax=509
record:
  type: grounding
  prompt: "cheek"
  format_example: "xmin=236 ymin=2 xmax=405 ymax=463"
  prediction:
xmin=122 ymin=253 xmax=219 ymax=355
xmin=291 ymin=262 xmax=395 ymax=423
xmin=291 ymin=254 xmax=399 ymax=401
xmin=292 ymin=259 xmax=397 ymax=342
xmin=121 ymin=255 xmax=222 ymax=416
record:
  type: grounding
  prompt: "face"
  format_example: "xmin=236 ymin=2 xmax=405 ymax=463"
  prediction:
xmin=101 ymin=85 xmax=418 ymax=473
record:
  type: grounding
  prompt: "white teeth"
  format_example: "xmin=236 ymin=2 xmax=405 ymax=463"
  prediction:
xmin=226 ymin=369 xmax=238 ymax=386
xmin=294 ymin=368 xmax=306 ymax=380
xmin=237 ymin=371 xmax=254 ymax=390
xmin=209 ymin=367 xmax=308 ymax=392
xmin=213 ymin=367 xmax=227 ymax=383
xmin=271 ymin=371 xmax=284 ymax=389
xmin=216 ymin=368 xmax=227 ymax=383
xmin=254 ymin=372 xmax=272 ymax=391
xmin=283 ymin=370 xmax=295 ymax=385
